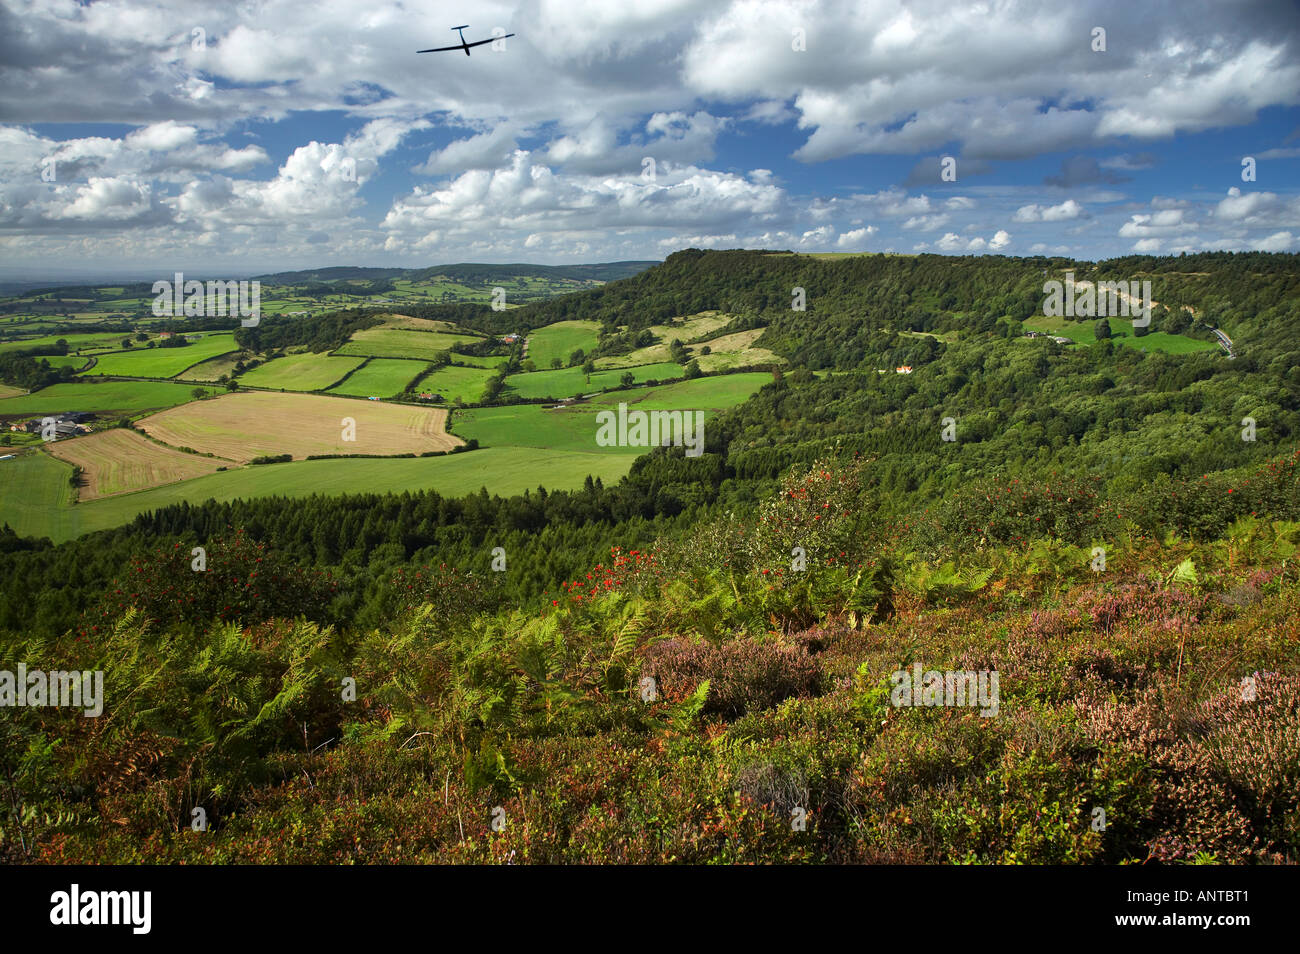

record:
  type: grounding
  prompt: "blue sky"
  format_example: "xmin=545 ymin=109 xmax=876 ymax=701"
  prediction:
xmin=1 ymin=0 xmax=1298 ymax=276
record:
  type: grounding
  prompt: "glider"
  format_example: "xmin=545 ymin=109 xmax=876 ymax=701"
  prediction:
xmin=418 ymin=25 xmax=514 ymax=56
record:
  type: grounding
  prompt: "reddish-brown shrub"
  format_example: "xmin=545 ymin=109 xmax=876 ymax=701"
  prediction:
xmin=642 ymin=637 xmax=824 ymax=718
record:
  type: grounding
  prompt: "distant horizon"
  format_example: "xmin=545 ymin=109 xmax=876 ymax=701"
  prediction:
xmin=9 ymin=244 xmax=1300 ymax=293
xmin=0 ymin=258 xmax=666 ymax=287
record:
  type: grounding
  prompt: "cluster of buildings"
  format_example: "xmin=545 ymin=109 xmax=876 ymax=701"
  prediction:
xmin=9 ymin=411 xmax=93 ymax=438
xmin=1023 ymin=331 xmax=1074 ymax=344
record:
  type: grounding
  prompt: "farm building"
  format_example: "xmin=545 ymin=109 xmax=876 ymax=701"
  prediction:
xmin=12 ymin=411 xmax=94 ymax=436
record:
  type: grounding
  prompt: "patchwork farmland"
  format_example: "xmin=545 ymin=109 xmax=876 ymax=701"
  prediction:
xmin=454 ymin=374 xmax=769 ymax=454
xmin=0 ymin=296 xmax=777 ymax=542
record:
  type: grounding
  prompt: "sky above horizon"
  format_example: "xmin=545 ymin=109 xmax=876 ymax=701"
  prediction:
xmin=1 ymin=0 xmax=1299 ymax=277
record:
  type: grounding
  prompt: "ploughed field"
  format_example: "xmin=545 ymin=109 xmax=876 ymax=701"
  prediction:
xmin=136 ymin=391 xmax=462 ymax=462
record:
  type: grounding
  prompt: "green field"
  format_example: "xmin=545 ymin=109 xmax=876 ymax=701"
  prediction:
xmin=453 ymin=405 xmax=627 ymax=454
xmin=82 ymin=334 xmax=239 ymax=377
xmin=337 ymin=328 xmax=484 ymax=359
xmin=505 ymin=361 xmax=684 ymax=400
xmin=455 ymin=373 xmax=771 ymax=452
xmin=0 ymin=452 xmax=79 ymax=540
xmin=0 ymin=380 xmax=216 ymax=417
xmin=177 ymin=351 xmax=246 ymax=382
xmin=328 ymin=358 xmax=429 ymax=398
xmin=1022 ymin=316 xmax=1219 ymax=353
xmin=0 ymin=332 xmax=133 ymax=354
xmin=411 ymin=364 xmax=496 ymax=403
xmin=0 ymin=446 xmax=636 ymax=543
xmin=527 ymin=320 xmax=601 ymax=368
xmin=584 ymin=372 xmax=772 ymax=409
xmin=40 ymin=355 xmax=94 ymax=371
xmin=237 ymin=352 xmax=365 ymax=391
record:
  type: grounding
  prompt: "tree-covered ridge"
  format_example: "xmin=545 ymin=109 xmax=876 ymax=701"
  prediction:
xmin=423 ymin=249 xmax=1298 ymax=372
xmin=232 ymin=308 xmax=384 ymax=354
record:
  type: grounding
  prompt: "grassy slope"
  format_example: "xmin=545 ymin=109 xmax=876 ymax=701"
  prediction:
xmin=0 ymin=332 xmax=128 ymax=354
xmin=2 ymin=447 xmax=635 ymax=543
xmin=238 ymin=353 xmax=366 ymax=391
xmin=0 ymin=381 xmax=217 ymax=417
xmin=1022 ymin=315 xmax=1219 ymax=354
xmin=82 ymin=334 xmax=239 ymax=377
xmin=583 ymin=372 xmax=773 ymax=409
xmin=526 ymin=320 xmax=601 ymax=367
xmin=506 ymin=362 xmax=683 ymax=400
xmin=176 ymin=352 xmax=246 ymax=382
xmin=337 ymin=329 xmax=482 ymax=359
xmin=409 ymin=364 xmax=496 ymax=403
xmin=0 ymin=451 xmax=79 ymax=539
xmin=329 ymin=359 xmax=430 ymax=398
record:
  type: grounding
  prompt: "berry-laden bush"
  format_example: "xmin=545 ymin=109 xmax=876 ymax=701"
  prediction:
xmin=933 ymin=472 xmax=1110 ymax=546
xmin=87 ymin=528 xmax=336 ymax=634
xmin=388 ymin=562 xmax=506 ymax=624
xmin=642 ymin=637 xmax=824 ymax=719
xmin=747 ymin=456 xmax=878 ymax=572
xmin=1123 ymin=449 xmax=1300 ymax=541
